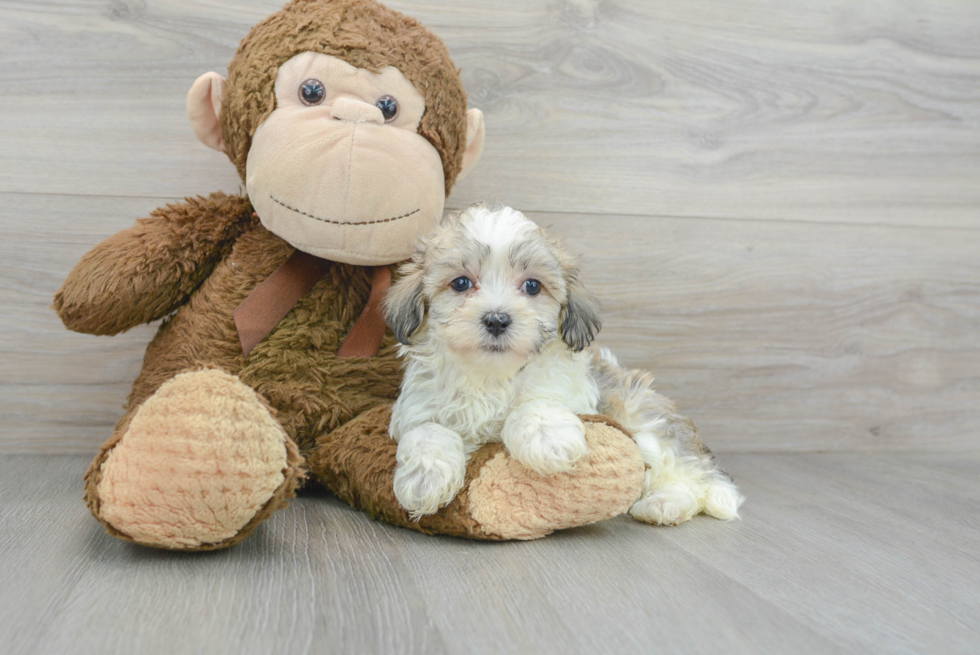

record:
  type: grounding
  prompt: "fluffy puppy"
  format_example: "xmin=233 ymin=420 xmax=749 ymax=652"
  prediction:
xmin=383 ymin=204 xmax=744 ymax=525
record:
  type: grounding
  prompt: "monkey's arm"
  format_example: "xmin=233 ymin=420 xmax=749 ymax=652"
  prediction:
xmin=54 ymin=192 xmax=256 ymax=336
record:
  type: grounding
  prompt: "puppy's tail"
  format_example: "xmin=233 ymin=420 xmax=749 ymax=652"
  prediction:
xmin=590 ymin=347 xmax=745 ymax=521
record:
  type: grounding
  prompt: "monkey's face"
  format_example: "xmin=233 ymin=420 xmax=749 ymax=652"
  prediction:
xmin=245 ymin=52 xmax=447 ymax=265
xmin=187 ymin=1 xmax=485 ymax=266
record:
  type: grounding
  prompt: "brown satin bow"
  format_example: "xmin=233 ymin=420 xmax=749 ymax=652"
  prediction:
xmin=233 ymin=249 xmax=392 ymax=358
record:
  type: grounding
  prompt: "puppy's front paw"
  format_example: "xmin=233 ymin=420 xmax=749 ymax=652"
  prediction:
xmin=503 ymin=405 xmax=588 ymax=476
xmin=393 ymin=424 xmax=467 ymax=520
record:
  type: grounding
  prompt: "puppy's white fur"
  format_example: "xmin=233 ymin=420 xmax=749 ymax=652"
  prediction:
xmin=384 ymin=204 xmax=744 ymax=524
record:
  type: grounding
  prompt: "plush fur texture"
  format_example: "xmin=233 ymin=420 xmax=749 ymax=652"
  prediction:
xmin=57 ymin=0 xmax=646 ymax=549
xmin=222 ymin=0 xmax=468 ymax=193
xmin=305 ymin=405 xmax=644 ymax=540
xmin=83 ymin=369 xmax=307 ymax=552
xmin=53 ymin=193 xmax=256 ymax=336
xmin=466 ymin=414 xmax=645 ymax=539
xmin=69 ymin=200 xmax=644 ymax=547
xmin=96 ymin=369 xmax=293 ymax=549
xmin=81 ymin=204 xmax=406 ymax=453
xmin=243 ymin=50 xmax=454 ymax=265
xmin=385 ymin=205 xmax=744 ymax=524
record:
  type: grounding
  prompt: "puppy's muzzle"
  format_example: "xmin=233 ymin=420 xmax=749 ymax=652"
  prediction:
xmin=482 ymin=311 xmax=511 ymax=337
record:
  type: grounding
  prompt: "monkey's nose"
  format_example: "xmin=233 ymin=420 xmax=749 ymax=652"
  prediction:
xmin=330 ymin=97 xmax=384 ymax=124
xmin=482 ymin=312 xmax=511 ymax=337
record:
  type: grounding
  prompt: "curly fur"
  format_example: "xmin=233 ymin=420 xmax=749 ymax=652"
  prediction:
xmin=386 ymin=205 xmax=744 ymax=523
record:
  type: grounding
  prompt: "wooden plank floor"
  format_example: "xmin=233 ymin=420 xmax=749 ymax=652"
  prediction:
xmin=2 ymin=453 xmax=978 ymax=655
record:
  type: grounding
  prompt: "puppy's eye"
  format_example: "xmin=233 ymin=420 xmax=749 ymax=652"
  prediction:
xmin=522 ymin=279 xmax=542 ymax=296
xmin=299 ymin=79 xmax=326 ymax=106
xmin=376 ymin=95 xmax=398 ymax=122
xmin=450 ymin=276 xmax=472 ymax=292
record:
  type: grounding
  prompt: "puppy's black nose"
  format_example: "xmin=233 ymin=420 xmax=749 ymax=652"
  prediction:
xmin=482 ymin=312 xmax=511 ymax=337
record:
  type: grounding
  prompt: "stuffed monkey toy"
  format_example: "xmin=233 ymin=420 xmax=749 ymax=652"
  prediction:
xmin=54 ymin=0 xmax=645 ymax=550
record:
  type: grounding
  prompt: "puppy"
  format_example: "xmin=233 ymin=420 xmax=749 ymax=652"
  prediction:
xmin=383 ymin=204 xmax=744 ymax=525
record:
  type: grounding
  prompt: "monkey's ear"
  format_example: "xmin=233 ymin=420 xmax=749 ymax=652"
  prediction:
xmin=456 ymin=108 xmax=485 ymax=182
xmin=560 ymin=275 xmax=602 ymax=352
xmin=187 ymin=72 xmax=227 ymax=152
xmin=383 ymin=265 xmax=426 ymax=345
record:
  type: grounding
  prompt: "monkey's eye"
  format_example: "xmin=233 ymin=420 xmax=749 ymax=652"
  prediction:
xmin=299 ymin=79 xmax=326 ymax=106
xmin=522 ymin=279 xmax=542 ymax=296
xmin=450 ymin=276 xmax=472 ymax=293
xmin=376 ymin=95 xmax=398 ymax=122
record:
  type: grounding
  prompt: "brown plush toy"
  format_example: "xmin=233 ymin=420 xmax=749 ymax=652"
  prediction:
xmin=54 ymin=0 xmax=645 ymax=551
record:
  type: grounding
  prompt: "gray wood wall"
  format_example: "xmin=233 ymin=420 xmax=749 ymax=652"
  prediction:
xmin=2 ymin=0 xmax=978 ymax=453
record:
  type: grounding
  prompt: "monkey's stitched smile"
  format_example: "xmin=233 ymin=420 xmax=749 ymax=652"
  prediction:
xmin=270 ymin=195 xmax=420 ymax=226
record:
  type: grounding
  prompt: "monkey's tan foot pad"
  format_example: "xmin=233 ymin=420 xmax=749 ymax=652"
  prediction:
xmin=461 ymin=416 xmax=645 ymax=540
xmin=308 ymin=406 xmax=643 ymax=541
xmin=93 ymin=369 xmax=302 ymax=550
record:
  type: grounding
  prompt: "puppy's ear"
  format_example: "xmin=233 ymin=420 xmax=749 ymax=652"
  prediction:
xmin=383 ymin=262 xmax=426 ymax=345
xmin=560 ymin=271 xmax=602 ymax=352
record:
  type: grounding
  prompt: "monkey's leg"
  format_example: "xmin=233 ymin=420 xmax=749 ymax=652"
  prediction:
xmin=85 ymin=369 xmax=304 ymax=550
xmin=305 ymin=406 xmax=645 ymax=540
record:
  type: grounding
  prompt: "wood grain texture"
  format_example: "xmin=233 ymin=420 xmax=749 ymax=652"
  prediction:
xmin=4 ymin=2 xmax=980 ymax=652
xmin=4 ymin=191 xmax=977 ymax=453
xmin=1 ymin=0 xmax=979 ymax=225
xmin=2 ymin=453 xmax=979 ymax=654
xmin=551 ymin=210 xmax=980 ymax=452
xmin=2 ymin=1 xmax=978 ymax=453
xmin=0 ymin=193 xmax=164 ymax=452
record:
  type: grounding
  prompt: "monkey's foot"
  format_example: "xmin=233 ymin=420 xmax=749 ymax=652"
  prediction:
xmin=87 ymin=369 xmax=304 ymax=550
xmin=464 ymin=415 xmax=644 ymax=539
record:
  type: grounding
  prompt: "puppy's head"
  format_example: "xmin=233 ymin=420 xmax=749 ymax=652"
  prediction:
xmin=383 ymin=204 xmax=600 ymax=367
